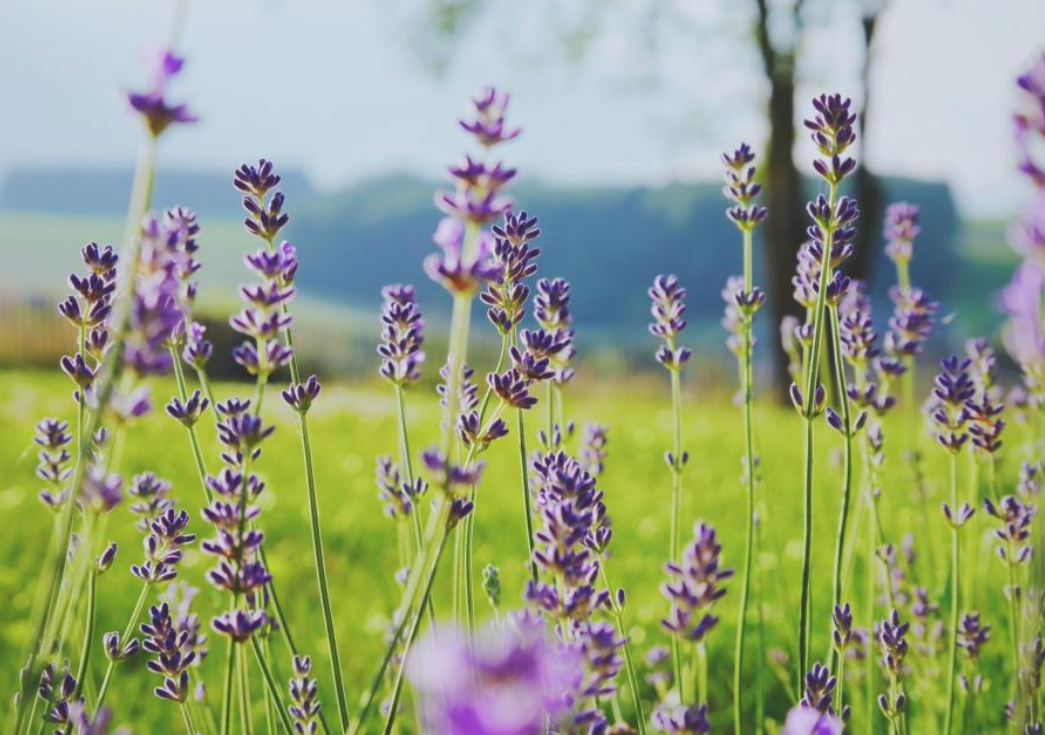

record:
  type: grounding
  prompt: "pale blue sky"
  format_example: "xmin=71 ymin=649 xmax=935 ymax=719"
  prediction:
xmin=1 ymin=0 xmax=1042 ymax=217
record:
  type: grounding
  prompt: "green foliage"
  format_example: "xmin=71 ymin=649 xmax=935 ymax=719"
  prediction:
xmin=0 ymin=369 xmax=1030 ymax=731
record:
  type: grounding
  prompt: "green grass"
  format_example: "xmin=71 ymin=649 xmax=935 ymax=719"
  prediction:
xmin=0 ymin=365 xmax=1032 ymax=733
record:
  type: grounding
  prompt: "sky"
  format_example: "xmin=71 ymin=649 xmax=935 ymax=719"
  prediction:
xmin=0 ymin=0 xmax=1043 ymax=218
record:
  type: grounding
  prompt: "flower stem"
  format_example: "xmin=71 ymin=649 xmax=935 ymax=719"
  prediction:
xmin=944 ymin=453 xmax=960 ymax=735
xmin=396 ymin=383 xmax=436 ymax=624
xmin=518 ymin=408 xmax=538 ymax=583
xmin=249 ymin=635 xmax=297 ymax=735
xmin=181 ymin=701 xmax=199 ymax=735
xmin=12 ymin=133 xmax=156 ymax=735
xmin=798 ymin=179 xmax=838 ymax=690
xmin=299 ymin=416 xmax=350 ymax=731
xmin=348 ymin=496 xmax=453 ymax=735
xmin=72 ymin=570 xmax=97 ymax=700
xmin=239 ymin=644 xmax=254 ymax=735
xmin=380 ymin=531 xmax=451 ymax=735
xmin=170 ymin=345 xmax=212 ymax=503
xmin=95 ymin=581 xmax=150 ymax=709
xmin=600 ymin=565 xmax=647 ymax=735
xmin=221 ymin=638 xmax=236 ymax=735
xmin=734 ymin=226 xmax=757 ymax=735
xmin=668 ymin=357 xmax=685 ymax=705
xmin=256 ymin=227 xmax=349 ymax=733
xmin=1007 ymin=549 xmax=1022 ymax=708
xmin=828 ymin=304 xmax=854 ymax=667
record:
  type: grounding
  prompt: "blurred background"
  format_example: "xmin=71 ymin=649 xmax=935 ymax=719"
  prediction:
xmin=2 ymin=0 xmax=1043 ymax=392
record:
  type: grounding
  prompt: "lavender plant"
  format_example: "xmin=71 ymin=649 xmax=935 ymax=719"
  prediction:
xmin=16 ymin=22 xmax=1045 ymax=735
xmin=790 ymin=92 xmax=859 ymax=693
xmin=929 ymin=356 xmax=976 ymax=735
xmin=721 ymin=141 xmax=768 ymax=735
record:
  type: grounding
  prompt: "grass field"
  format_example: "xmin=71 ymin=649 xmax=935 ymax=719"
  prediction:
xmin=0 ymin=365 xmax=1036 ymax=732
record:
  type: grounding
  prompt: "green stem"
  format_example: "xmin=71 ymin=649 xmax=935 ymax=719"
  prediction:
xmin=519 ymin=408 xmax=538 ymax=583
xmin=396 ymin=383 xmax=436 ymax=624
xmin=73 ymin=571 xmax=97 ymax=700
xmin=944 ymin=453 xmax=960 ymax=735
xmin=12 ymin=133 xmax=156 ymax=735
xmin=828 ymin=304 xmax=854 ymax=667
xmin=696 ymin=642 xmax=708 ymax=705
xmin=600 ymin=565 xmax=647 ymax=735
xmin=668 ymin=358 xmax=685 ymax=705
xmin=95 ymin=581 xmax=150 ymax=710
xmin=171 ymin=345 xmax=213 ymax=503
xmin=299 ymin=416 xmax=350 ymax=731
xmin=181 ymin=701 xmax=199 ymax=735
xmin=348 ymin=497 xmax=453 ymax=735
xmin=221 ymin=638 xmax=236 ymax=735
xmin=735 ymin=226 xmax=757 ymax=735
xmin=239 ymin=644 xmax=253 ymax=735
xmin=249 ymin=636 xmax=297 ymax=735
xmin=1007 ymin=552 xmax=1022 ymax=707
xmin=464 ymin=485 xmax=477 ymax=638
xmin=798 ymin=179 xmax=838 ymax=690
xmin=380 ymin=532 xmax=451 ymax=735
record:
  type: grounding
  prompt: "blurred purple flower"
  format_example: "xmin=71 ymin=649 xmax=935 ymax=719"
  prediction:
xmin=782 ymin=705 xmax=843 ymax=735
xmin=126 ymin=48 xmax=197 ymax=137
xmin=408 ymin=619 xmax=580 ymax=735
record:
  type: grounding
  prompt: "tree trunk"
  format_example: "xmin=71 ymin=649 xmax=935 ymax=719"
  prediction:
xmin=761 ymin=60 xmax=807 ymax=395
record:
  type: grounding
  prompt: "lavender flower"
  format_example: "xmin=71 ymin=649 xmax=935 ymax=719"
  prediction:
xmin=426 ymin=87 xmax=520 ymax=296
xmin=131 ymin=506 xmax=195 ymax=583
xmin=884 ymin=203 xmax=921 ymax=266
xmin=1000 ymin=261 xmax=1045 ymax=389
xmin=578 ymin=423 xmax=609 ymax=477
xmin=165 ymin=389 xmax=209 ymax=427
xmin=408 ymin=619 xmax=581 ymax=735
xmin=160 ymin=581 xmax=208 ymax=667
xmin=536 ymin=278 xmax=576 ymax=385
xmin=35 ymin=418 xmax=73 ymax=510
xmin=288 ymin=656 xmax=322 ymax=735
xmin=929 ymin=356 xmax=975 ymax=454
xmin=375 ymin=456 xmax=417 ymax=519
xmin=984 ymin=495 xmax=1035 ymax=567
xmin=128 ymin=472 xmax=174 ymax=530
xmin=201 ymin=400 xmax=275 ymax=640
xmin=801 ymin=662 xmax=837 ymax=714
xmin=282 ymin=375 xmax=322 ymax=414
xmin=488 ymin=368 xmax=537 ymax=410
xmin=661 ymin=522 xmax=733 ymax=643
xmin=527 ymin=451 xmax=609 ymax=624
xmin=651 ymin=704 xmax=710 ymax=734
xmin=722 ymin=143 xmax=769 ymax=230
xmin=236 ymin=159 xmax=291 ymax=242
xmin=884 ymin=286 xmax=938 ymax=359
xmin=459 ymin=87 xmax=522 ymax=147
xmin=38 ymin=662 xmax=82 ymax=732
xmin=876 ymin=609 xmax=909 ymax=723
xmin=482 ymin=210 xmax=541 ymax=334
xmin=126 ymin=48 xmax=197 ymax=137
xmin=425 ymin=217 xmax=498 ymax=295
xmin=231 ymin=242 xmax=295 ymax=378
xmin=649 ymin=275 xmax=691 ymax=371
xmin=81 ymin=468 xmax=122 ymax=514
xmin=57 ymin=243 xmax=119 ymax=402
xmin=141 ymin=602 xmax=196 ymax=702
xmin=958 ymin=611 xmax=991 ymax=662
xmin=378 ymin=285 xmax=426 ymax=386
xmin=781 ymin=706 xmax=843 ymax=735
xmin=722 ymin=276 xmax=765 ymax=365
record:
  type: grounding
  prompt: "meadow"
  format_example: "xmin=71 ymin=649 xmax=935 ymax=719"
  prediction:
xmin=1 ymin=364 xmax=1037 ymax=733
xmin=5 ymin=23 xmax=1045 ymax=735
